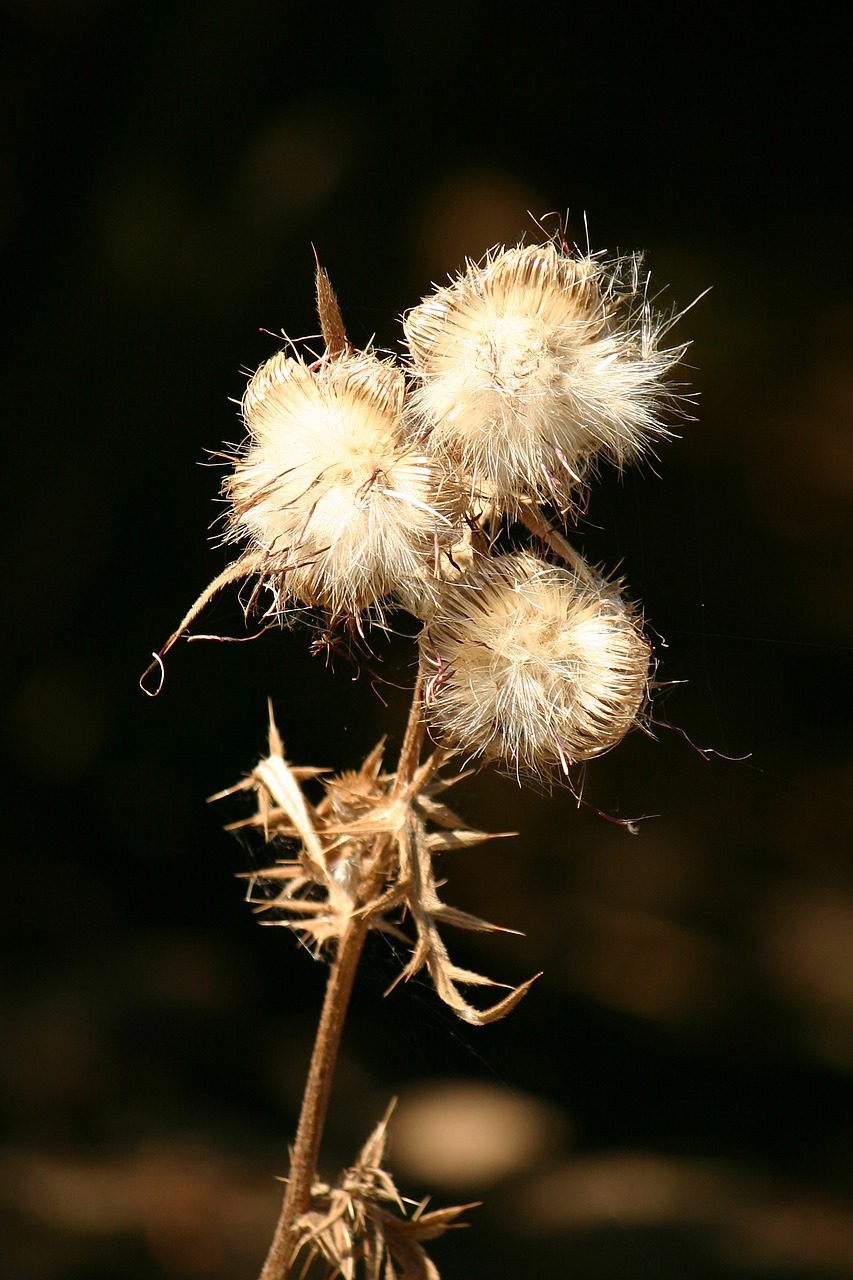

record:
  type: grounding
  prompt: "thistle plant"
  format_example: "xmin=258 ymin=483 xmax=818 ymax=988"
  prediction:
xmin=145 ymin=231 xmax=688 ymax=1279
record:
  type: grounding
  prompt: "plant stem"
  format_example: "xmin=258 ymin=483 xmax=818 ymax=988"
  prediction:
xmin=259 ymin=912 xmax=368 ymax=1280
xmin=258 ymin=667 xmax=426 ymax=1280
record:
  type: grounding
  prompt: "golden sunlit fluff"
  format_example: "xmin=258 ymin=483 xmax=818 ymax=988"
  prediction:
xmin=404 ymin=242 xmax=685 ymax=513
xmin=226 ymin=349 xmax=462 ymax=623
xmin=421 ymin=552 xmax=650 ymax=777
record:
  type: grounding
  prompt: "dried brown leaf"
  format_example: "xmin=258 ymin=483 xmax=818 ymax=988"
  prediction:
xmin=314 ymin=252 xmax=348 ymax=356
xmin=290 ymin=1105 xmax=473 ymax=1280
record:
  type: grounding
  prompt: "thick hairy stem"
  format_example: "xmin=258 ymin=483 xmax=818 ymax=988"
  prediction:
xmin=258 ymin=664 xmax=427 ymax=1280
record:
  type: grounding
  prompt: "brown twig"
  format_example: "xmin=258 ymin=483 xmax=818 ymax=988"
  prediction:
xmin=258 ymin=911 xmax=368 ymax=1280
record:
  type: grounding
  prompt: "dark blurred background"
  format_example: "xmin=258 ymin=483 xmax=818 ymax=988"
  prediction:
xmin=2 ymin=2 xmax=852 ymax=1277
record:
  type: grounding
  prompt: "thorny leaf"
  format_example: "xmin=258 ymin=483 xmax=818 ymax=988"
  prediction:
xmin=214 ymin=708 xmax=538 ymax=1024
xmin=412 ymin=787 xmax=476 ymax=830
xmin=291 ymin=1105 xmax=475 ymax=1280
xmin=390 ymin=814 xmax=539 ymax=1026
xmin=211 ymin=702 xmax=330 ymax=884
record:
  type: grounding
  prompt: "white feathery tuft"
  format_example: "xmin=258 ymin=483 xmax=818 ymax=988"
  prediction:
xmin=225 ymin=349 xmax=464 ymax=624
xmin=421 ymin=552 xmax=651 ymax=779
xmin=403 ymin=242 xmax=686 ymax=514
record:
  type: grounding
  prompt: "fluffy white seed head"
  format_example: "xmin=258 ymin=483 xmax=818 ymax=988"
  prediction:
xmin=421 ymin=552 xmax=650 ymax=778
xmin=225 ymin=350 xmax=463 ymax=623
xmin=404 ymin=242 xmax=685 ymax=514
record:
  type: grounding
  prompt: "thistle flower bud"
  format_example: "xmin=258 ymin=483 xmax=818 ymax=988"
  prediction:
xmin=421 ymin=552 xmax=650 ymax=777
xmin=404 ymin=242 xmax=685 ymax=514
xmin=225 ymin=350 xmax=462 ymax=623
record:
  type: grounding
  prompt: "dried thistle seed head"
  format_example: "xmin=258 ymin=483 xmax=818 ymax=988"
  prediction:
xmin=421 ymin=551 xmax=650 ymax=778
xmin=225 ymin=349 xmax=463 ymax=623
xmin=404 ymin=241 xmax=685 ymax=514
